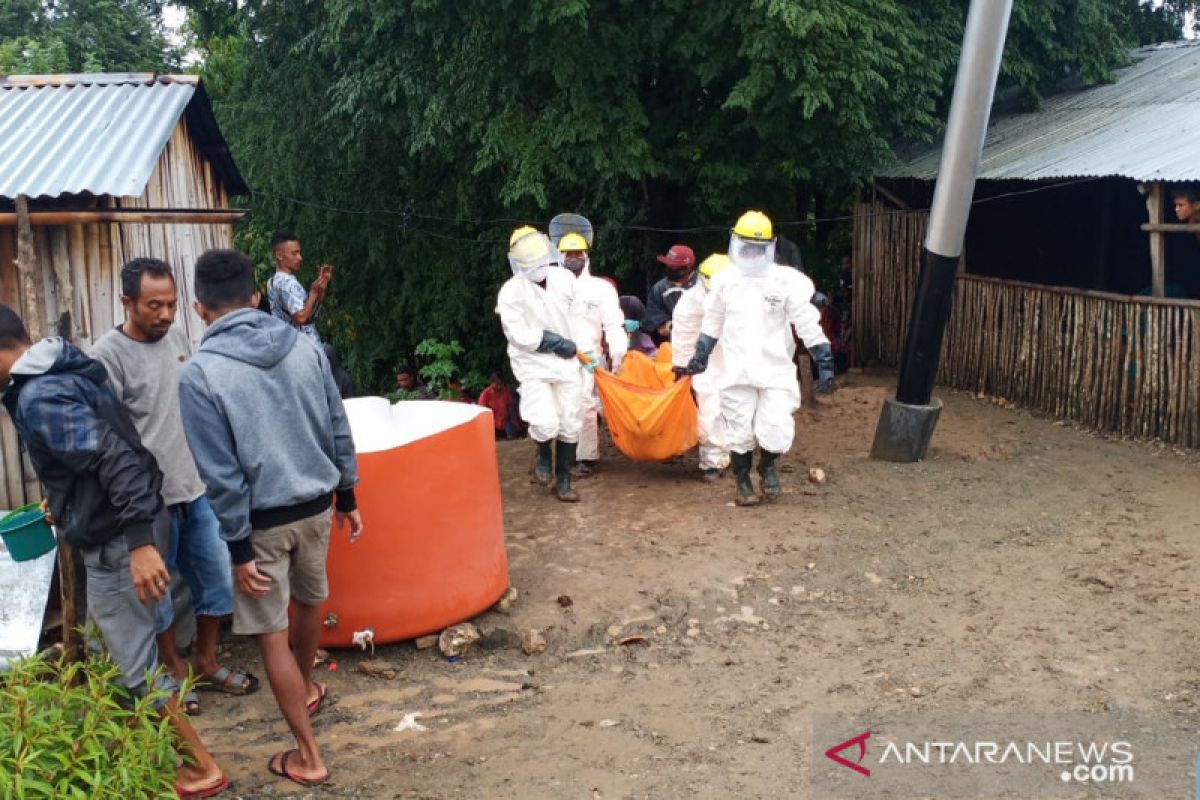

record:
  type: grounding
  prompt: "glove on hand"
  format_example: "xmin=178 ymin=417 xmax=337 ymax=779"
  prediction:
xmin=686 ymin=334 xmax=719 ymax=375
xmin=537 ymin=331 xmax=577 ymax=359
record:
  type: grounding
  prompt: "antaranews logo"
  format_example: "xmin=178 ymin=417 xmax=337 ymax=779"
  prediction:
xmin=824 ymin=731 xmax=872 ymax=777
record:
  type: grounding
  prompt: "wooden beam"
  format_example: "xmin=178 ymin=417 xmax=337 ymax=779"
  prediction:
xmin=874 ymin=183 xmax=912 ymax=211
xmin=1140 ymin=222 xmax=1200 ymax=233
xmin=0 ymin=209 xmax=248 ymax=226
xmin=14 ymin=196 xmax=45 ymax=339
xmin=960 ymin=273 xmax=1200 ymax=308
xmin=1147 ymin=183 xmax=1165 ymax=298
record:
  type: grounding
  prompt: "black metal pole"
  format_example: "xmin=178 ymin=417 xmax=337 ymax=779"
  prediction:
xmin=871 ymin=0 xmax=1013 ymax=460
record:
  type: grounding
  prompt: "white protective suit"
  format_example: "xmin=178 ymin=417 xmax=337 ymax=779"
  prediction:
xmin=671 ymin=280 xmax=728 ymax=471
xmin=568 ymin=261 xmax=628 ymax=462
xmin=700 ymin=261 xmax=828 ymax=454
xmin=495 ymin=265 xmax=585 ymax=444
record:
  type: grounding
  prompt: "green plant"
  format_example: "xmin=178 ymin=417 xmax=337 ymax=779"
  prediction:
xmin=415 ymin=338 xmax=465 ymax=399
xmin=0 ymin=649 xmax=181 ymax=799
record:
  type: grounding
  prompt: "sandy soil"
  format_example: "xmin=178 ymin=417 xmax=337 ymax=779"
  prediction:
xmin=195 ymin=369 xmax=1200 ymax=799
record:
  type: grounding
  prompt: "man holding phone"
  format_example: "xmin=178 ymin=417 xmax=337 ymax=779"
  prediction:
xmin=267 ymin=229 xmax=332 ymax=342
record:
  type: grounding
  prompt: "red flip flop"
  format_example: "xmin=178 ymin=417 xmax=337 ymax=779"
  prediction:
xmin=268 ymin=750 xmax=329 ymax=787
xmin=175 ymin=774 xmax=230 ymax=798
xmin=306 ymin=681 xmax=328 ymax=717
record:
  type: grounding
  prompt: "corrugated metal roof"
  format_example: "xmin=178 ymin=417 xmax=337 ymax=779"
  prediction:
xmin=0 ymin=74 xmax=233 ymax=200
xmin=883 ymin=41 xmax=1200 ymax=182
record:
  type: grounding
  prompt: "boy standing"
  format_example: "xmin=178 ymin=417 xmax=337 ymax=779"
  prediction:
xmin=179 ymin=249 xmax=362 ymax=787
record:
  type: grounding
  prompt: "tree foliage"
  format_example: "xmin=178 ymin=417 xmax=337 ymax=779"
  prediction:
xmin=177 ymin=0 xmax=1195 ymax=390
xmin=0 ymin=0 xmax=177 ymax=73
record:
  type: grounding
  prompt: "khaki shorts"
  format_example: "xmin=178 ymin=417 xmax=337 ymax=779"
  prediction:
xmin=232 ymin=508 xmax=333 ymax=636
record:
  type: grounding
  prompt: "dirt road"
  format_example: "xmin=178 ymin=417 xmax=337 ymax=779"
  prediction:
xmin=197 ymin=370 xmax=1200 ymax=799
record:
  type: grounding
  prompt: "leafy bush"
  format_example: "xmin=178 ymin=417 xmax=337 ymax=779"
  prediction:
xmin=0 ymin=651 xmax=180 ymax=799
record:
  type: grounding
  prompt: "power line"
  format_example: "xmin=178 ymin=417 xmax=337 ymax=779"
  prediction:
xmin=250 ymin=176 xmax=1104 ymax=238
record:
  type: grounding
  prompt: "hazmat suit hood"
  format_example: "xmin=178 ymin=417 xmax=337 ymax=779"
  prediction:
xmin=199 ymin=307 xmax=298 ymax=369
xmin=729 ymin=234 xmax=776 ymax=277
xmin=509 ymin=231 xmax=554 ymax=284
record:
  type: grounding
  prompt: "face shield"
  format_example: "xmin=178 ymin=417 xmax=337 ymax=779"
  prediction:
xmin=509 ymin=231 xmax=553 ymax=283
xmin=729 ymin=234 xmax=776 ymax=277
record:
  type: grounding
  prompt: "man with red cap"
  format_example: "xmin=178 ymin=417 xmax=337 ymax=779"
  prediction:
xmin=643 ymin=244 xmax=697 ymax=344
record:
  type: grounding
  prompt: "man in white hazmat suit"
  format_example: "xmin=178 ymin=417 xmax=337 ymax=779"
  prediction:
xmin=556 ymin=232 xmax=628 ymax=477
xmin=671 ymin=252 xmax=732 ymax=482
xmin=495 ymin=227 xmax=586 ymax=502
xmin=686 ymin=211 xmax=835 ymax=506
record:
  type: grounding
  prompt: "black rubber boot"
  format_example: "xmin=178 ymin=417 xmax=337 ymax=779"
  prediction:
xmin=757 ymin=450 xmax=782 ymax=500
xmin=554 ymin=440 xmax=580 ymax=502
xmin=729 ymin=451 xmax=759 ymax=506
xmin=531 ymin=440 xmax=553 ymax=486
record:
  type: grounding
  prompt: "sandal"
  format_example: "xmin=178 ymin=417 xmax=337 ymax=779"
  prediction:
xmin=268 ymin=750 xmax=329 ymax=787
xmin=306 ymin=681 xmax=329 ymax=717
xmin=175 ymin=774 xmax=230 ymax=798
xmin=179 ymin=689 xmax=201 ymax=716
xmin=196 ymin=666 xmax=260 ymax=696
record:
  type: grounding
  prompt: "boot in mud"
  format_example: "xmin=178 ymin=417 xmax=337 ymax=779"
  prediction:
xmin=531 ymin=440 xmax=553 ymax=486
xmin=554 ymin=440 xmax=580 ymax=502
xmin=757 ymin=450 xmax=782 ymax=501
xmin=730 ymin=451 xmax=759 ymax=507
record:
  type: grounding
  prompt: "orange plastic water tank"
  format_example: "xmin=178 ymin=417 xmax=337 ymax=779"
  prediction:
xmin=314 ymin=398 xmax=509 ymax=648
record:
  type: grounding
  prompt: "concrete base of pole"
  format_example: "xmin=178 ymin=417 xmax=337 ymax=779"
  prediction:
xmin=870 ymin=395 xmax=943 ymax=462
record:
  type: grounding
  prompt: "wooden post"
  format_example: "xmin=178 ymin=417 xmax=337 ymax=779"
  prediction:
xmin=1147 ymin=183 xmax=1166 ymax=298
xmin=14 ymin=197 xmax=45 ymax=340
xmin=15 ymin=198 xmax=83 ymax=665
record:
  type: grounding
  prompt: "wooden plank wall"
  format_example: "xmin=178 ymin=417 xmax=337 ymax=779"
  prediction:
xmin=852 ymin=199 xmax=1200 ymax=449
xmin=116 ymin=117 xmax=235 ymax=352
xmin=0 ymin=116 xmax=236 ymax=509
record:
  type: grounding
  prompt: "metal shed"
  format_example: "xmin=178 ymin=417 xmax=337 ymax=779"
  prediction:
xmin=856 ymin=42 xmax=1200 ymax=448
xmin=0 ymin=72 xmax=248 ymax=508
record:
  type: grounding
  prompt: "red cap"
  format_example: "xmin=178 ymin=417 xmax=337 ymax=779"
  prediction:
xmin=656 ymin=244 xmax=695 ymax=268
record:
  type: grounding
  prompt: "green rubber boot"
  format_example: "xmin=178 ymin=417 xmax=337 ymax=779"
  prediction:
xmin=554 ymin=440 xmax=580 ymax=502
xmin=531 ymin=440 xmax=553 ymax=486
xmin=729 ymin=451 xmax=759 ymax=506
xmin=757 ymin=450 xmax=782 ymax=500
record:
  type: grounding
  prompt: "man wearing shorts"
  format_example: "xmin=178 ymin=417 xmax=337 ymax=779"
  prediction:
xmin=179 ymin=249 xmax=362 ymax=788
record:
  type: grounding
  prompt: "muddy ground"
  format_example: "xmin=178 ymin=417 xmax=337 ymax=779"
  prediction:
xmin=196 ymin=369 xmax=1200 ymax=799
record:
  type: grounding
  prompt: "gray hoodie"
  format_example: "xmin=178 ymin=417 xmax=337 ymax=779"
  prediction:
xmin=178 ymin=308 xmax=358 ymax=564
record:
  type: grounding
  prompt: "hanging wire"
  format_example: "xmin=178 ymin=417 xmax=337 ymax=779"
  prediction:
xmin=250 ymin=175 xmax=1104 ymax=238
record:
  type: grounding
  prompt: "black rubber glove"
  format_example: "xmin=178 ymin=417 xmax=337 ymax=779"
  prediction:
xmin=686 ymin=334 xmax=719 ymax=375
xmin=810 ymin=342 xmax=835 ymax=393
xmin=537 ymin=331 xmax=577 ymax=359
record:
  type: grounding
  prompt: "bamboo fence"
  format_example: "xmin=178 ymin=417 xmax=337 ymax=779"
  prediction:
xmin=853 ymin=200 xmax=1200 ymax=449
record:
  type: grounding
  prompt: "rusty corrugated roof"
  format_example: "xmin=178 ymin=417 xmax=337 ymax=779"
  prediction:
xmin=883 ymin=41 xmax=1200 ymax=183
xmin=0 ymin=73 xmax=246 ymax=200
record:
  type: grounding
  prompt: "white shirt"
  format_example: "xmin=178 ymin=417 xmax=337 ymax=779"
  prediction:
xmin=701 ymin=264 xmax=829 ymax=390
xmin=495 ymin=267 xmax=585 ymax=383
xmin=568 ymin=266 xmax=627 ymax=369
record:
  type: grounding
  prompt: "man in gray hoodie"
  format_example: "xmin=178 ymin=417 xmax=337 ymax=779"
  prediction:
xmin=179 ymin=249 xmax=362 ymax=788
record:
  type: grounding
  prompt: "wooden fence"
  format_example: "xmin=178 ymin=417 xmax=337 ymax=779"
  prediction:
xmin=853 ymin=200 xmax=1200 ymax=448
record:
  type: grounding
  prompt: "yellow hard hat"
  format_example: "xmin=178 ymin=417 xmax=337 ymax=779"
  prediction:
xmin=509 ymin=225 xmax=539 ymax=248
xmin=557 ymin=232 xmax=589 ymax=253
xmin=699 ymin=253 xmax=731 ymax=279
xmin=732 ymin=210 xmax=773 ymax=242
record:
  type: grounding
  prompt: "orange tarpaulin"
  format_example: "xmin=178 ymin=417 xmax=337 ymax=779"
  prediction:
xmin=592 ymin=346 xmax=699 ymax=462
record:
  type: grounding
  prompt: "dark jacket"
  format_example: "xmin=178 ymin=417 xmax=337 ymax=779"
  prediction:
xmin=2 ymin=339 xmax=162 ymax=550
xmin=643 ymin=273 xmax=698 ymax=343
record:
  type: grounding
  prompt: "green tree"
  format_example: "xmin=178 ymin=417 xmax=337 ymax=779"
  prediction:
xmin=0 ymin=0 xmax=177 ymax=73
xmin=181 ymin=0 xmax=1198 ymax=391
